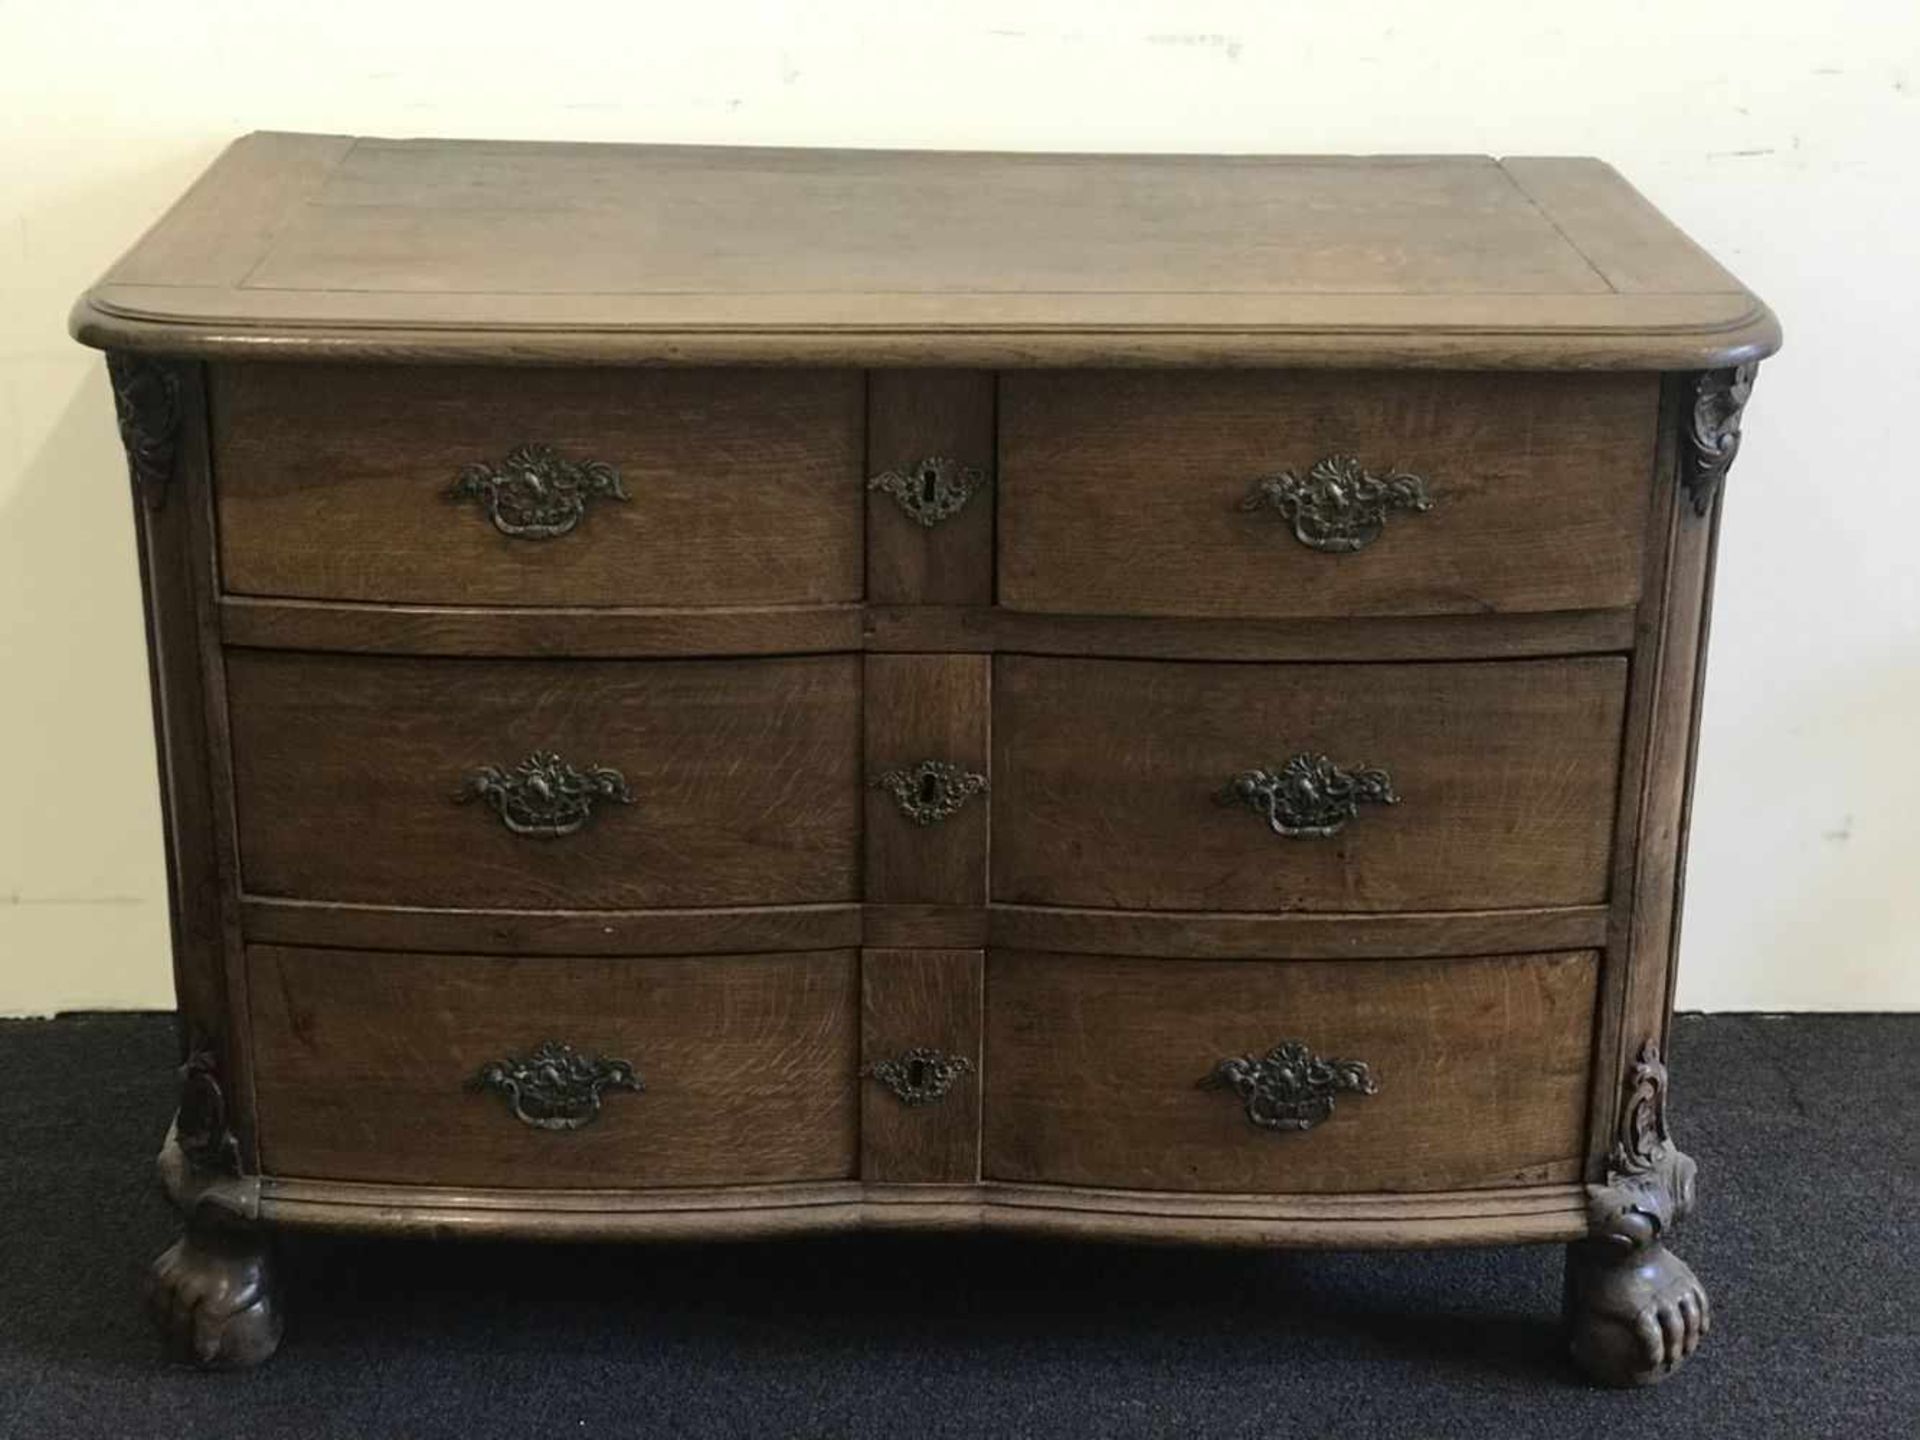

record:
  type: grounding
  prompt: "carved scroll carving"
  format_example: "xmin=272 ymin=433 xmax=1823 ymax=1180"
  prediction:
xmin=1682 ymin=365 xmax=1757 ymax=516
xmin=106 ymin=352 xmax=184 ymax=509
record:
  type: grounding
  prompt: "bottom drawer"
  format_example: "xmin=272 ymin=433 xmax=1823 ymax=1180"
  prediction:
xmin=984 ymin=950 xmax=1596 ymax=1194
xmin=249 ymin=946 xmax=858 ymax=1188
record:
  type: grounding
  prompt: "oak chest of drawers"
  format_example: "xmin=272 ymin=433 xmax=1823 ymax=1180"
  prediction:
xmin=75 ymin=133 xmax=1778 ymax=1386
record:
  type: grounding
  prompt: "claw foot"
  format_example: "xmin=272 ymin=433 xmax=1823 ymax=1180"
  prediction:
xmin=1565 ymin=1238 xmax=1709 ymax=1386
xmin=147 ymin=1224 xmax=283 ymax=1369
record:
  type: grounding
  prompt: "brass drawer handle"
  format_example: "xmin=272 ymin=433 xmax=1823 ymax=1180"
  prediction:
xmin=1219 ymin=753 xmax=1398 ymax=839
xmin=1201 ymin=1040 xmax=1378 ymax=1133
xmin=1239 ymin=454 xmax=1432 ymax=553
xmin=862 ymin=1047 xmax=974 ymax=1106
xmin=459 ymin=750 xmax=635 ymax=838
xmin=449 ymin=443 xmax=628 ymax=539
xmin=471 ymin=1041 xmax=644 ymax=1131
xmin=873 ymin=759 xmax=987 ymax=826
xmin=868 ymin=455 xmax=987 ymax=528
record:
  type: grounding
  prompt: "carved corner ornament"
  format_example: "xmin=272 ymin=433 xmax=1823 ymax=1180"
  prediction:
xmin=1682 ymin=364 xmax=1757 ymax=516
xmin=1567 ymin=1041 xmax=1710 ymax=1387
xmin=106 ymin=352 xmax=185 ymax=509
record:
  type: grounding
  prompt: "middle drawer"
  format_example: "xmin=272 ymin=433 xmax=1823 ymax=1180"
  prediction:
xmin=227 ymin=651 xmax=861 ymax=909
xmin=993 ymin=655 xmax=1627 ymax=912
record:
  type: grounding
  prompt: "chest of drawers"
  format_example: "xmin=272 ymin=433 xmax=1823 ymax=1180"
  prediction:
xmin=75 ymin=134 xmax=1777 ymax=1386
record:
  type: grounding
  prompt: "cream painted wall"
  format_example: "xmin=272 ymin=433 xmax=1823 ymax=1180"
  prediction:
xmin=2 ymin=2 xmax=1915 ymax=1014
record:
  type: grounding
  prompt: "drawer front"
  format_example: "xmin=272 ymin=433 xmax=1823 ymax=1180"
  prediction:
xmin=213 ymin=365 xmax=864 ymax=607
xmin=999 ymin=370 xmax=1657 ymax=618
xmin=249 ymin=946 xmax=858 ymax=1187
xmin=993 ymin=656 xmax=1625 ymax=912
xmin=984 ymin=950 xmax=1596 ymax=1193
xmin=227 ymin=652 xmax=860 ymax=909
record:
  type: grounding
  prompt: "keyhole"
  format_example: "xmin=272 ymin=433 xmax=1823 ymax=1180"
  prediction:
xmin=905 ymin=1057 xmax=930 ymax=1090
xmin=919 ymin=772 xmax=940 ymax=805
xmin=920 ymin=467 xmax=939 ymax=505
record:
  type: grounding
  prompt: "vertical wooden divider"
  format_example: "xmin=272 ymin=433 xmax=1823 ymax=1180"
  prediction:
xmin=861 ymin=949 xmax=985 ymax=1183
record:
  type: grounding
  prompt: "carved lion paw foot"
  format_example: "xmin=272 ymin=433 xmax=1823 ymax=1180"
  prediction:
xmin=1566 ymin=1239 xmax=1709 ymax=1387
xmin=147 ymin=1227 xmax=283 ymax=1369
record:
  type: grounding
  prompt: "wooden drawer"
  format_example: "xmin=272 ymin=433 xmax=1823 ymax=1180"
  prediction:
xmin=998 ymin=371 xmax=1657 ymax=618
xmin=984 ymin=950 xmax=1596 ymax=1193
xmin=992 ymin=656 xmax=1625 ymax=912
xmin=249 ymin=946 xmax=858 ymax=1187
xmin=227 ymin=652 xmax=860 ymax=909
xmin=212 ymin=365 xmax=864 ymax=607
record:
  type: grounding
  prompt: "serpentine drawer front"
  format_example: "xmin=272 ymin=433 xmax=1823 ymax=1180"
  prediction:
xmin=999 ymin=370 xmax=1658 ymax=619
xmin=248 ymin=947 xmax=859 ymax=1188
xmin=992 ymin=655 xmax=1627 ymax=912
xmin=225 ymin=651 xmax=861 ymax=909
xmin=214 ymin=365 xmax=865 ymax=608
xmin=984 ymin=950 xmax=1597 ymax=1193
xmin=79 ymin=134 xmax=1776 ymax=1385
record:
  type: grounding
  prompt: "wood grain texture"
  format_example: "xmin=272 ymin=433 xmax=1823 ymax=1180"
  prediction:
xmin=865 ymin=372 xmax=995 ymax=604
xmin=860 ymin=950 xmax=983 ymax=1183
xmin=1000 ymin=370 xmax=1658 ymax=618
xmin=988 ymin=904 xmax=1609 ymax=960
xmin=253 ymin=1176 xmax=1587 ymax=1247
xmin=864 ymin=655 xmax=990 ymax=905
xmin=212 ymin=364 xmax=864 ymax=607
xmin=226 ymin=652 xmax=859 ymax=909
xmin=863 ymin=605 xmax=1637 ymax=662
xmin=239 ymin=897 xmax=861 ymax=956
xmin=984 ymin=950 xmax=1597 ymax=1193
xmin=221 ymin=598 xmax=863 ymax=658
xmin=73 ymin=136 xmax=1779 ymax=369
xmin=992 ymin=656 xmax=1626 ymax=912
xmin=248 ymin=946 xmax=859 ymax=1188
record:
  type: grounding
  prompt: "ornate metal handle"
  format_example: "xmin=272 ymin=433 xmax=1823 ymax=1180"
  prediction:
xmin=862 ymin=1047 xmax=974 ymax=1106
xmin=1219 ymin=753 xmax=1398 ymax=839
xmin=459 ymin=750 xmax=635 ymax=838
xmin=868 ymin=456 xmax=987 ymax=528
xmin=1200 ymin=1040 xmax=1379 ymax=1133
xmin=872 ymin=759 xmax=988 ymax=826
xmin=449 ymin=443 xmax=628 ymax=539
xmin=471 ymin=1041 xmax=644 ymax=1131
xmin=1239 ymin=454 xmax=1432 ymax=553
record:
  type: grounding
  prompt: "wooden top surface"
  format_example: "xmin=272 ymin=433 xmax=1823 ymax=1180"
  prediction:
xmin=72 ymin=132 xmax=1778 ymax=367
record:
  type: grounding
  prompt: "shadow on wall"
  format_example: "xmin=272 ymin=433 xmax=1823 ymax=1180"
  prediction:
xmin=0 ymin=359 xmax=172 ymax=1013
xmin=1683 ymin=644 xmax=1920 ymax=1009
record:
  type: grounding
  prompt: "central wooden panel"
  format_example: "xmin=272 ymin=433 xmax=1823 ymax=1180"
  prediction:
xmin=992 ymin=655 xmax=1626 ymax=912
xmin=250 ymin=947 xmax=858 ymax=1188
xmin=227 ymin=651 xmax=860 ymax=909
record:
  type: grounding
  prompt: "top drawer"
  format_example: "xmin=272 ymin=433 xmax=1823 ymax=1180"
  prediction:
xmin=211 ymin=365 xmax=864 ymax=607
xmin=999 ymin=371 xmax=1658 ymax=619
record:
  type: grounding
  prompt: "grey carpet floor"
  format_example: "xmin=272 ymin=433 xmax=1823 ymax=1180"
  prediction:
xmin=0 ymin=1012 xmax=1914 ymax=1439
